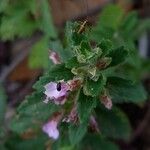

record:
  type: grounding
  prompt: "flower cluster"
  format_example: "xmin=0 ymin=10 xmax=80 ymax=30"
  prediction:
xmin=42 ymin=50 xmax=113 ymax=140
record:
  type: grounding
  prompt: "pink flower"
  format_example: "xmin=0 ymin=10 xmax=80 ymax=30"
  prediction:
xmin=100 ymin=95 xmax=112 ymax=110
xmin=42 ymin=120 xmax=59 ymax=140
xmin=49 ymin=51 xmax=61 ymax=64
xmin=44 ymin=81 xmax=70 ymax=105
xmin=89 ymin=115 xmax=100 ymax=133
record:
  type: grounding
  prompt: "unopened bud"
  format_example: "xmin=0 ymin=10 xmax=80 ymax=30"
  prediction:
xmin=100 ymin=94 xmax=112 ymax=110
xmin=96 ymin=57 xmax=112 ymax=69
xmin=49 ymin=51 xmax=61 ymax=64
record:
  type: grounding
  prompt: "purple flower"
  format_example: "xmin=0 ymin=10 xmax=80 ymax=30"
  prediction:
xmin=49 ymin=51 xmax=61 ymax=64
xmin=44 ymin=81 xmax=70 ymax=105
xmin=42 ymin=120 xmax=59 ymax=140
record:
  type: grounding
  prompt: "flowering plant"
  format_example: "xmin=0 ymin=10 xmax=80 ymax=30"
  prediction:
xmin=8 ymin=18 xmax=147 ymax=149
xmin=8 ymin=19 xmax=146 ymax=149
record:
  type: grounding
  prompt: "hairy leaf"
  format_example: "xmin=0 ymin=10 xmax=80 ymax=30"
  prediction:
xmin=78 ymin=91 xmax=97 ymax=123
xmin=96 ymin=106 xmax=131 ymax=140
xmin=107 ymin=77 xmax=147 ymax=103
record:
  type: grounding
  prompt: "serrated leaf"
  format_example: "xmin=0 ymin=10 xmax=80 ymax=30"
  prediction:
xmin=96 ymin=106 xmax=131 ymax=140
xmin=65 ymin=57 xmax=80 ymax=69
xmin=107 ymin=46 xmax=128 ymax=66
xmin=83 ymin=75 xmax=106 ymax=97
xmin=107 ymin=77 xmax=147 ymax=103
xmin=65 ymin=22 xmax=87 ymax=47
xmin=33 ymin=74 xmax=53 ymax=91
xmin=75 ymin=41 xmax=93 ymax=63
xmin=18 ymin=91 xmax=59 ymax=121
xmin=77 ymin=91 xmax=97 ymax=123
xmin=98 ymin=39 xmax=113 ymax=56
xmin=33 ymin=64 xmax=73 ymax=92
xmin=18 ymin=92 xmax=43 ymax=112
xmin=80 ymin=134 xmax=119 ymax=150
xmin=47 ymin=64 xmax=74 ymax=81
xmin=69 ymin=123 xmax=87 ymax=146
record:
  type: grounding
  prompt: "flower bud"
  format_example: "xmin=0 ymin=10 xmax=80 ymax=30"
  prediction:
xmin=100 ymin=93 xmax=112 ymax=110
xmin=49 ymin=51 xmax=61 ymax=64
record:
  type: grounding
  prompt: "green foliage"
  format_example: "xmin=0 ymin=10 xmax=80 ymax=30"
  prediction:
xmin=77 ymin=91 xmax=97 ymax=123
xmin=6 ymin=134 xmax=47 ymax=150
xmin=3 ymin=3 xmax=149 ymax=149
xmin=28 ymin=38 xmax=50 ymax=69
xmin=91 ymin=4 xmax=150 ymax=81
xmin=96 ymin=106 xmax=131 ymax=140
xmin=83 ymin=75 xmax=106 ymax=97
xmin=0 ymin=0 xmax=57 ymax=69
xmin=107 ymin=77 xmax=147 ymax=103
xmin=0 ymin=0 xmax=56 ymax=40
xmin=69 ymin=123 xmax=87 ymax=146
xmin=99 ymin=4 xmax=124 ymax=30
xmin=98 ymin=39 xmax=113 ymax=56
xmin=80 ymin=134 xmax=119 ymax=150
xmin=39 ymin=0 xmax=57 ymax=38
xmin=107 ymin=46 xmax=128 ymax=66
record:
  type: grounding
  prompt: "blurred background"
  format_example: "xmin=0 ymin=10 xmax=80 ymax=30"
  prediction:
xmin=0 ymin=0 xmax=150 ymax=149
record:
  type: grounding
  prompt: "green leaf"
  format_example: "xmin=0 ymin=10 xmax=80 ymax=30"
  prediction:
xmin=96 ymin=106 xmax=131 ymax=140
xmin=49 ymin=39 xmax=72 ymax=62
xmin=48 ymin=64 xmax=74 ymax=81
xmin=77 ymin=91 xmax=97 ymax=123
xmin=18 ymin=92 xmax=43 ymax=112
xmin=0 ymin=0 xmax=9 ymax=13
xmin=69 ymin=123 xmax=87 ymax=146
xmin=75 ymin=41 xmax=94 ymax=63
xmin=65 ymin=57 xmax=80 ymax=69
xmin=108 ymin=46 xmax=128 ymax=66
xmin=33 ymin=64 xmax=73 ymax=91
xmin=107 ymin=77 xmax=147 ymax=103
xmin=83 ymin=75 xmax=106 ymax=97
xmin=98 ymin=39 xmax=113 ymax=56
xmin=10 ymin=115 xmax=36 ymax=134
xmin=33 ymin=74 xmax=53 ymax=92
xmin=133 ymin=18 xmax=150 ymax=38
xmin=100 ymin=4 xmax=124 ymax=30
xmin=91 ymin=26 xmax=114 ymax=42
xmin=64 ymin=22 xmax=87 ymax=47
xmin=0 ymin=10 xmax=37 ymax=40
xmin=18 ymin=92 xmax=59 ymax=121
xmin=6 ymin=134 xmax=47 ymax=150
xmin=39 ymin=0 xmax=57 ymax=38
xmin=80 ymin=134 xmax=119 ymax=150
xmin=121 ymin=11 xmax=138 ymax=35
xmin=28 ymin=38 xmax=49 ymax=69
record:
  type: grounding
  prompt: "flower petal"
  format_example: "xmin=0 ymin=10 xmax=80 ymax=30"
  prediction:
xmin=42 ymin=120 xmax=59 ymax=140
